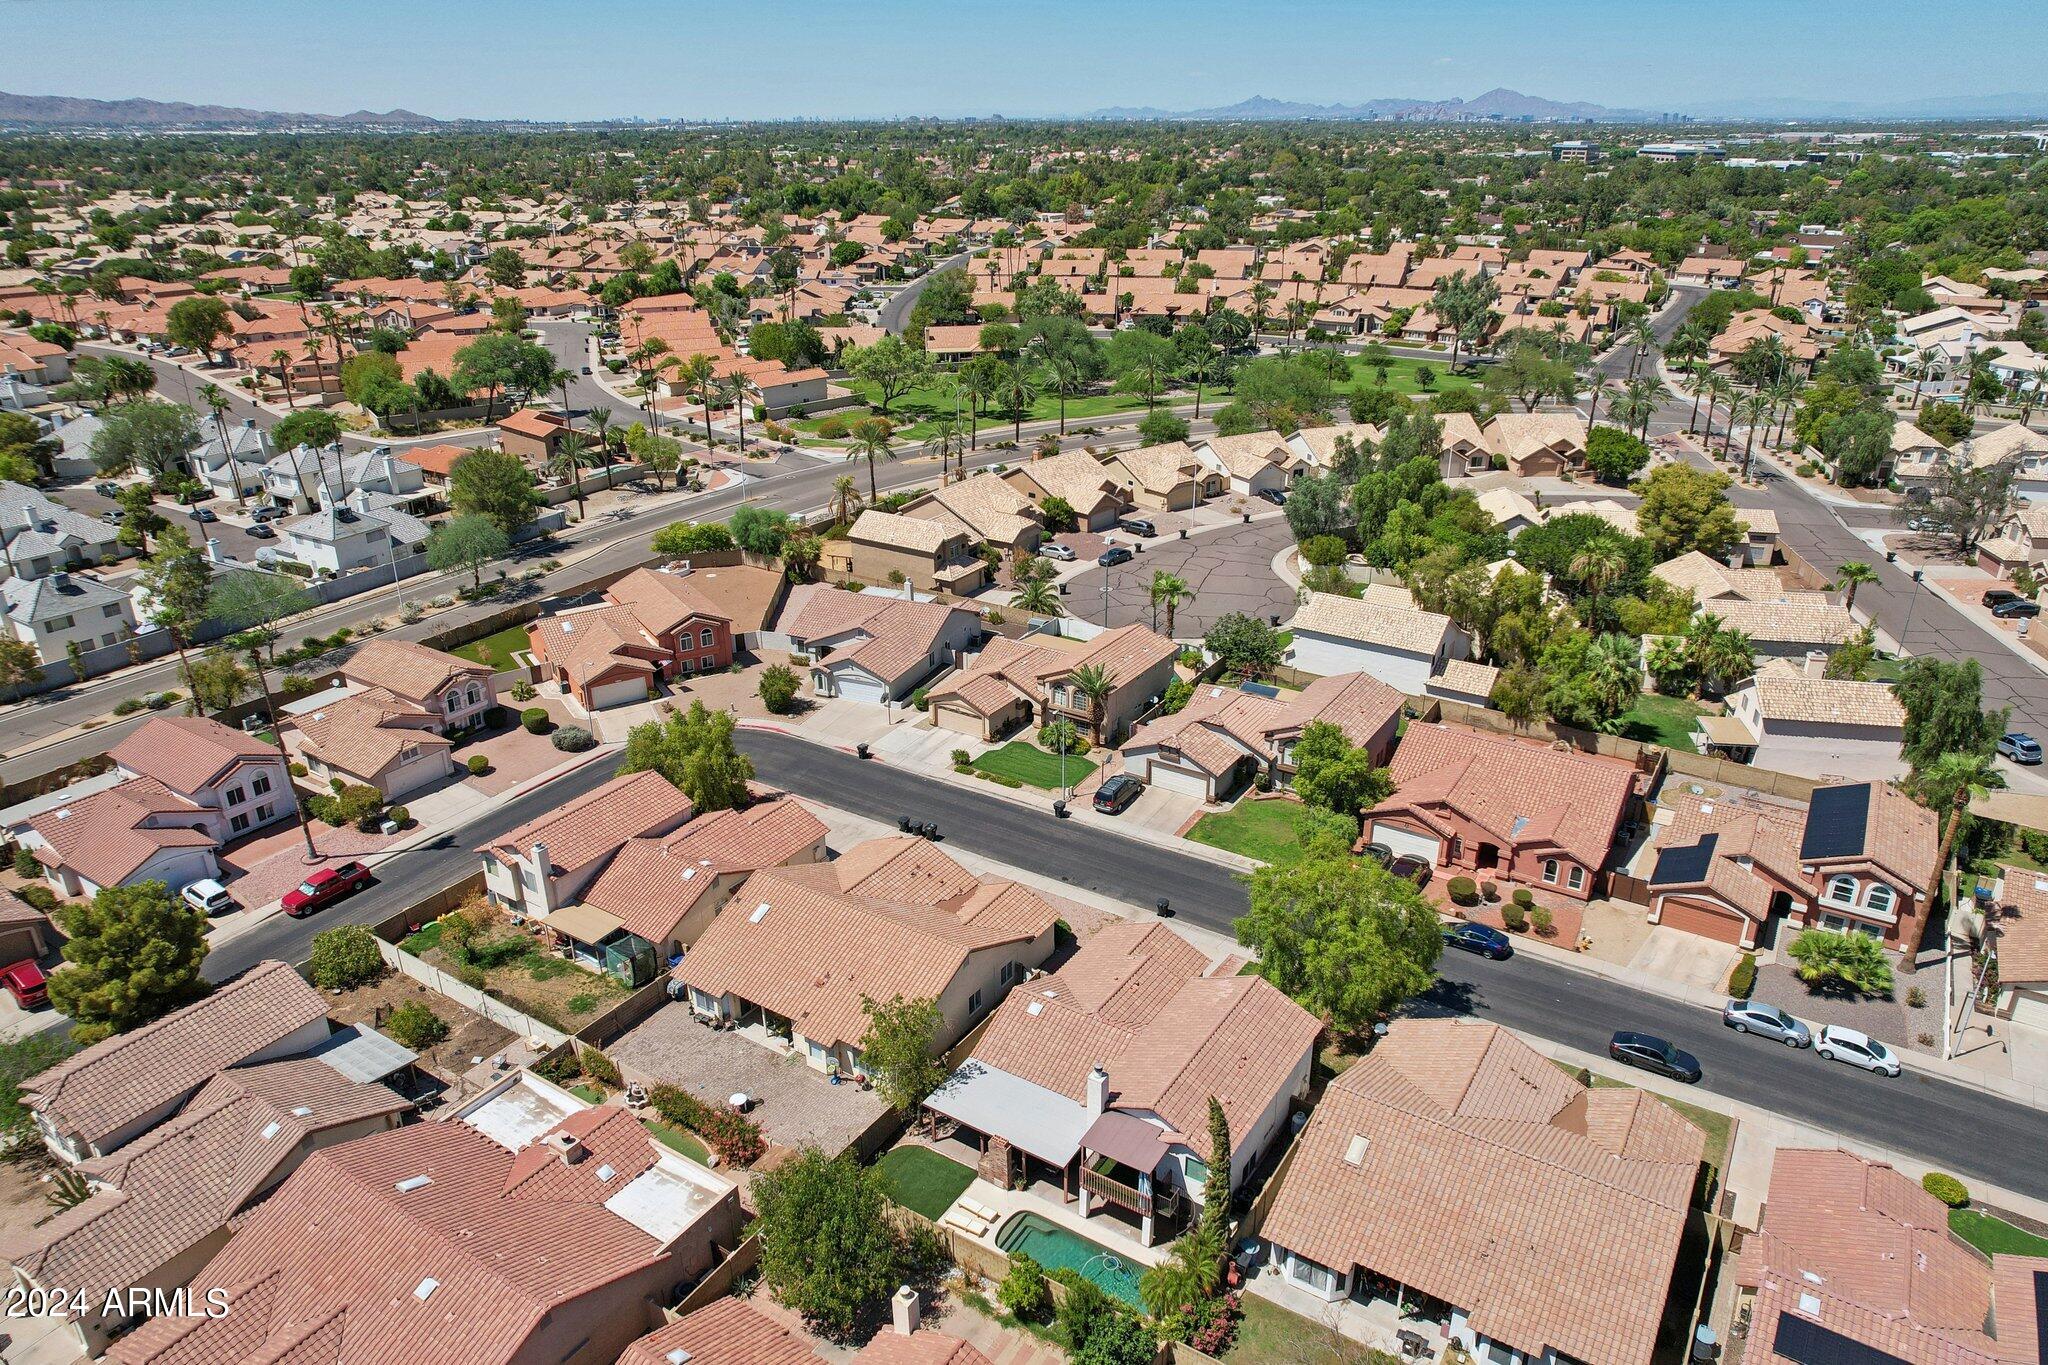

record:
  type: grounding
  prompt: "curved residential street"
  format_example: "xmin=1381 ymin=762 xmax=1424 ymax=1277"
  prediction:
xmin=1064 ymin=515 xmax=1298 ymax=635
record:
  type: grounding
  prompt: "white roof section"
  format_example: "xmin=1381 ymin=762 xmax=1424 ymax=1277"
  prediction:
xmin=926 ymin=1062 xmax=1093 ymax=1167
xmin=606 ymin=1152 xmax=734 ymax=1246
xmin=456 ymin=1070 xmax=578 ymax=1151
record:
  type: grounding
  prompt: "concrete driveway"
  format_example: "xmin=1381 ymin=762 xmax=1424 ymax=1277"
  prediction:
xmin=1627 ymin=925 xmax=1742 ymax=995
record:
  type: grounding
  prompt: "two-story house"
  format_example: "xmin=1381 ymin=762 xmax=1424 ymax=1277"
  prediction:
xmin=817 ymin=509 xmax=991 ymax=594
xmin=1118 ymin=671 xmax=1403 ymax=801
xmin=188 ymin=418 xmax=269 ymax=502
xmin=926 ymin=622 xmax=1178 ymax=747
xmin=526 ymin=566 xmax=737 ymax=711
xmin=1701 ymin=655 xmax=1908 ymax=783
xmin=1 ymin=571 xmax=137 ymax=662
xmin=1284 ymin=589 xmax=1471 ymax=693
xmin=478 ymin=770 xmax=695 ymax=920
xmin=0 ymin=482 xmax=124 ymax=580
xmin=280 ymin=489 xmax=431 ymax=577
xmin=339 ymin=638 xmax=498 ymax=735
xmin=779 ymin=584 xmax=981 ymax=706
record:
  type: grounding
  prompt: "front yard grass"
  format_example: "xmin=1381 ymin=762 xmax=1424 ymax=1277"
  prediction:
xmin=1618 ymin=693 xmax=1708 ymax=752
xmin=1332 ymin=352 xmax=1479 ymax=399
xmin=970 ymin=741 xmax=1096 ymax=790
xmin=452 ymin=624 xmax=531 ymax=670
xmin=1951 ymin=1208 xmax=2048 ymax=1257
xmin=1187 ymin=797 xmax=1325 ymax=867
xmin=875 ymin=1145 xmax=977 ymax=1219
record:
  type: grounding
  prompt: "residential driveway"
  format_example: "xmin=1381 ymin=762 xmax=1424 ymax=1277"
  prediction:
xmin=1064 ymin=515 xmax=1298 ymax=636
xmin=873 ymin=720 xmax=973 ymax=767
xmin=1069 ymin=778 xmax=1207 ymax=840
xmin=609 ymin=1002 xmax=889 ymax=1156
xmin=794 ymin=697 xmax=910 ymax=748
xmin=1627 ymin=926 xmax=1742 ymax=995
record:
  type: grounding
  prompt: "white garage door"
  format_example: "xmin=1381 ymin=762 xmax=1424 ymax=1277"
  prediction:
xmin=836 ymin=674 xmax=889 ymax=706
xmin=1368 ymin=820 xmax=1440 ymax=863
xmin=1148 ymin=761 xmax=1214 ymax=799
xmin=590 ymin=677 xmax=649 ymax=710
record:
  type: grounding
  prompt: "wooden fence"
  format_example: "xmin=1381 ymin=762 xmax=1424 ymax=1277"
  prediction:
xmin=668 ymin=1235 xmax=762 ymax=1318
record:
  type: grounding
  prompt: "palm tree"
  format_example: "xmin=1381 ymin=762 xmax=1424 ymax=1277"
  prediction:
xmin=720 ymin=370 xmax=758 ymax=454
xmin=627 ymin=338 xmax=673 ymax=430
xmin=922 ymin=416 xmax=970 ymax=485
xmin=550 ymin=432 xmax=596 ymax=519
xmin=301 ymin=336 xmax=329 ymax=402
xmin=1040 ymin=354 xmax=1084 ymax=435
xmin=1738 ymin=392 xmax=1773 ymax=482
xmin=1584 ymin=381 xmax=1619 ymax=438
xmin=1626 ymin=317 xmax=1660 ymax=380
xmin=1068 ymin=662 xmax=1114 ymax=749
xmin=1681 ymin=363 xmax=1714 ymax=436
xmin=1623 ymin=375 xmax=1667 ymax=440
xmin=1910 ymin=750 xmax=2005 ymax=941
xmin=849 ymin=416 xmax=895 ymax=502
xmin=957 ymin=364 xmax=994 ymax=451
xmin=677 ymin=353 xmax=718 ymax=446
xmin=830 ymin=474 xmax=861 ymax=528
xmin=197 ymin=383 xmax=248 ymax=512
xmin=1665 ymin=318 xmax=1711 ymax=377
xmin=997 ymin=366 xmax=1039 ymax=444
xmin=1015 ymin=574 xmax=1062 ymax=617
xmin=588 ymin=407 xmax=615 ymax=472
xmin=1685 ymin=613 xmax=1755 ymax=698
xmin=1833 ymin=562 xmax=1877 ymax=615
xmin=268 ymin=348 xmax=297 ymax=409
xmin=1707 ymin=374 xmax=1738 ymax=455
xmin=1148 ymin=571 xmax=1192 ymax=636
xmin=1765 ymin=374 xmax=1803 ymax=449
xmin=1569 ymin=548 xmax=1627 ymax=625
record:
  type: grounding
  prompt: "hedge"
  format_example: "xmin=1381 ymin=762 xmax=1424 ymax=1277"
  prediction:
xmin=1729 ymin=952 xmax=1758 ymax=1000
xmin=1922 ymin=1172 xmax=1970 ymax=1208
xmin=1447 ymin=876 xmax=1478 ymax=907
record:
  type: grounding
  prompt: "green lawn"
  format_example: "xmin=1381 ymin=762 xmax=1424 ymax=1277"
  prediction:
xmin=400 ymin=920 xmax=444 ymax=955
xmin=569 ymin=1083 xmax=607 ymax=1104
xmin=643 ymin=1118 xmax=711 ymax=1164
xmin=1951 ymin=1208 xmax=2048 ymax=1257
xmin=971 ymin=741 xmax=1097 ymax=790
xmin=1618 ymin=694 xmax=1709 ymax=752
xmin=1187 ymin=798 xmax=1326 ymax=867
xmin=1226 ymin=1293 xmax=1330 ymax=1365
xmin=452 ymin=624 xmax=531 ymax=670
xmin=1333 ymin=352 xmax=1479 ymax=398
xmin=874 ymin=1145 xmax=977 ymax=1220
xmin=796 ymin=380 xmax=1160 ymax=445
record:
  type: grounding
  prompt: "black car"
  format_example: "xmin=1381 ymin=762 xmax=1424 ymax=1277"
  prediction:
xmin=1984 ymin=589 xmax=2024 ymax=609
xmin=1993 ymin=598 xmax=2042 ymax=619
xmin=1387 ymin=855 xmax=1432 ymax=888
xmin=1255 ymin=488 xmax=1287 ymax=506
xmin=1443 ymin=922 xmax=1513 ymax=960
xmin=1097 ymin=545 xmax=1135 ymax=567
xmin=1608 ymin=1031 xmax=1703 ymax=1083
xmin=1092 ymin=774 xmax=1143 ymax=814
xmin=2001 ymin=732 xmax=2045 ymax=765
xmin=92 ymin=481 xmax=121 ymax=498
xmin=246 ymin=523 xmax=276 ymax=539
xmin=1360 ymin=842 xmax=1394 ymax=867
xmin=1118 ymin=517 xmax=1158 ymax=538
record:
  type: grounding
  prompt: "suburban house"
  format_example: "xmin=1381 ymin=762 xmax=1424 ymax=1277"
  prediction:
xmin=22 ymin=960 xmax=333 ymax=1163
xmin=1651 ymin=550 xmax=1791 ymax=604
xmin=341 ymin=638 xmax=499 ymax=734
xmin=2 ymin=1056 xmax=408 ymax=1357
xmin=1983 ymin=864 xmax=2048 ymax=1030
xmin=480 ymin=769 xmax=696 ymax=924
xmin=288 ymin=691 xmax=456 ymax=800
xmin=1118 ymin=672 xmax=1403 ymax=802
xmin=1700 ymin=596 xmax=1860 ymax=659
xmin=20 ymin=714 xmax=295 ymax=896
xmin=1699 ymin=656 xmax=1907 ymax=782
xmin=901 ymin=473 xmax=1045 ymax=558
xmin=1977 ymin=503 xmax=2048 ymax=577
xmin=1192 ymin=432 xmax=1303 ymax=496
xmin=926 ymin=621 xmax=1177 ymax=747
xmin=1362 ymin=723 xmax=1642 ymax=900
xmin=496 ymin=406 xmax=574 ymax=462
xmin=1643 ymin=781 xmax=1938 ymax=951
xmin=280 ymin=489 xmax=432 ymax=577
xmin=0 ymin=482 xmax=124 ymax=577
xmin=676 ymin=836 xmax=1062 ymax=1077
xmin=1 ymin=570 xmax=138 ymax=661
xmin=259 ymin=444 xmax=428 ymax=514
xmin=819 ymin=509 xmax=992 ymax=594
xmin=188 ymin=419 xmax=270 ymax=501
xmin=1002 ymin=450 xmax=1129 ymax=529
xmin=1730 ymin=1148 xmax=2046 ymax=1365
xmin=1255 ymin=1019 xmax=1702 ymax=1365
xmin=1108 ymin=441 xmax=1216 ymax=510
xmin=106 ymin=1070 xmax=742 ymax=1365
xmin=1483 ymin=413 xmax=1588 ymax=477
xmin=1887 ymin=420 xmax=1953 ymax=493
xmin=1283 ymin=423 xmax=1381 ymax=472
xmin=0 ymin=888 xmax=52 ymax=965
xmin=1284 ymin=590 xmax=1471 ymax=694
xmin=527 ymin=565 xmax=737 ymax=709
xmin=925 ymin=920 xmax=1320 ymax=1246
xmin=779 ymin=585 xmax=981 ymax=705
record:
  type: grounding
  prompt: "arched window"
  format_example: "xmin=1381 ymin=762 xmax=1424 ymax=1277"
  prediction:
xmin=1864 ymin=883 xmax=1895 ymax=915
xmin=1826 ymin=874 xmax=1858 ymax=904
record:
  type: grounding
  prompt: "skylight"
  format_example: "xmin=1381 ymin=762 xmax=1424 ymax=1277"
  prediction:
xmin=394 ymin=1174 xmax=432 ymax=1193
xmin=749 ymin=903 xmax=770 ymax=923
xmin=414 ymin=1277 xmax=440 ymax=1301
xmin=1344 ymin=1135 xmax=1370 ymax=1166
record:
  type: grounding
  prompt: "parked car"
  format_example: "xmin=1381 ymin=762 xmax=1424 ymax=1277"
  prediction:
xmin=1721 ymin=998 xmax=1811 ymax=1047
xmin=1387 ymin=854 xmax=1432 ymax=888
xmin=2000 ymin=732 xmax=2044 ymax=765
xmin=247 ymin=523 xmax=279 ymax=539
xmin=92 ymin=481 xmax=121 ymax=498
xmin=1092 ymin=774 xmax=1143 ymax=814
xmin=1097 ymin=545 xmax=1134 ymax=567
xmin=1255 ymin=488 xmax=1287 ymax=506
xmin=1816 ymin=1025 xmax=1901 ymax=1077
xmin=1608 ymin=1031 xmax=1702 ymax=1083
xmin=1443 ymin=922 xmax=1513 ymax=960
xmin=1040 ymin=542 xmax=1077 ymax=562
xmin=100 ymin=509 xmax=124 ymax=525
xmin=282 ymin=861 xmax=375 ymax=918
xmin=1118 ymin=517 xmax=1158 ymax=538
xmin=1992 ymin=599 xmax=2041 ymax=619
xmin=190 ymin=506 xmax=218 ymax=523
xmin=0 ymin=960 xmax=48 ymax=1009
xmin=1984 ymin=589 xmax=2024 ymax=609
xmin=1360 ymin=842 xmax=1394 ymax=867
xmin=180 ymin=878 xmax=237 ymax=916
xmin=250 ymin=504 xmax=287 ymax=523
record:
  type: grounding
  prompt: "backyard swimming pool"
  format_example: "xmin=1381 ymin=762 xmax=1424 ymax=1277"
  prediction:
xmin=995 ymin=1211 xmax=1146 ymax=1307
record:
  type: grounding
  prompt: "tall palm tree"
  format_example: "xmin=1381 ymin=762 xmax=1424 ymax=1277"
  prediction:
xmin=1765 ymin=374 xmax=1803 ymax=449
xmin=830 ymin=474 xmax=861 ymax=528
xmin=922 ymin=416 xmax=970 ymax=485
xmin=550 ymin=432 xmax=595 ymax=519
xmin=1738 ymin=392 xmax=1773 ymax=482
xmin=1623 ymin=375 xmax=1667 ymax=440
xmin=998 ymin=366 xmax=1039 ymax=444
xmin=269 ymin=348 xmax=297 ymax=409
xmin=1584 ymin=380 xmax=1620 ymax=437
xmin=1626 ymin=317 xmax=1660 ymax=380
xmin=849 ymin=416 xmax=895 ymax=502
xmin=197 ymin=383 xmax=248 ymax=512
xmin=1039 ymin=354 xmax=1084 ymax=435
xmin=1707 ymin=374 xmax=1738 ymax=455
xmin=721 ymin=371 xmax=759 ymax=453
xmin=1911 ymin=751 xmax=2005 ymax=963
xmin=1148 ymin=571 xmax=1192 ymax=636
xmin=1570 ymin=548 xmax=1627 ymax=626
xmin=627 ymin=338 xmax=673 ymax=431
xmin=1015 ymin=574 xmax=1062 ymax=617
xmin=301 ymin=336 xmax=329 ymax=402
xmin=957 ymin=363 xmax=994 ymax=451
xmin=676 ymin=353 xmax=718 ymax=446
xmin=1067 ymin=662 xmax=1114 ymax=749
xmin=1681 ymin=363 xmax=1714 ymax=436
xmin=1833 ymin=562 xmax=1877 ymax=615
xmin=587 ymin=407 xmax=615 ymax=473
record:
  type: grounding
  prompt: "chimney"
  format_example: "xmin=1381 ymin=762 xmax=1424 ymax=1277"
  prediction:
xmin=48 ymin=570 xmax=69 ymax=589
xmin=529 ymin=842 xmax=553 ymax=913
xmin=1087 ymin=1063 xmax=1109 ymax=1117
xmin=1804 ymin=649 xmax=1826 ymax=680
xmin=350 ymin=487 xmax=373 ymax=514
xmin=891 ymin=1286 xmax=920 ymax=1337
xmin=544 ymin=1130 xmax=586 ymax=1165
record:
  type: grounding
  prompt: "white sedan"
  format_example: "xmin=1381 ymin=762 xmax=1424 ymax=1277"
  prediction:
xmin=1816 ymin=1025 xmax=1902 ymax=1077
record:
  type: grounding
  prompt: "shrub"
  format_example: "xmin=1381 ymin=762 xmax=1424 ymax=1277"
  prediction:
xmin=648 ymin=1083 xmax=709 ymax=1129
xmin=1480 ymin=879 xmax=1498 ymax=902
xmin=510 ymin=679 xmax=537 ymax=702
xmin=288 ymin=761 xmax=309 ymax=778
xmin=579 ymin=1047 xmax=621 ymax=1088
xmin=950 ymin=749 xmax=972 ymax=767
xmin=999 ymin=1251 xmax=1052 ymax=1321
xmin=815 ymin=414 xmax=850 ymax=439
xmin=1512 ymin=887 xmax=1534 ymax=909
xmin=696 ymin=1106 xmax=766 ymax=1164
xmin=909 ymin=686 xmax=929 ymax=711
xmin=308 ymin=925 xmax=384 ymax=989
xmin=1788 ymin=927 xmax=1894 ymax=996
xmin=11 ymin=847 xmax=38 ymax=879
xmin=1922 ymin=1172 xmax=1970 ymax=1208
xmin=386 ymin=805 xmax=409 ymax=826
xmin=1729 ymin=952 xmax=1758 ymax=1000
xmin=521 ymin=706 xmax=551 ymax=735
xmin=1906 ymin=985 xmax=1927 ymax=1009
xmin=534 ymin=1048 xmax=581 ymax=1083
xmin=551 ymin=726 xmax=595 ymax=752
xmin=759 ymin=664 xmax=800 ymax=714
xmin=112 ymin=698 xmax=144 ymax=716
xmin=467 ymin=754 xmax=490 ymax=775
xmin=18 ymin=885 xmax=57 ymax=913
xmin=1530 ymin=906 xmax=1554 ymax=937
xmin=1300 ymin=534 xmax=1349 ymax=568
xmin=1501 ymin=902 xmax=1528 ymax=932
xmin=385 ymin=1001 xmax=449 ymax=1049
xmin=1447 ymin=876 xmax=1478 ymax=907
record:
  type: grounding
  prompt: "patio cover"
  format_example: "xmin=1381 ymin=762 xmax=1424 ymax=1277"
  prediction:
xmin=1080 ymin=1110 xmax=1175 ymax=1173
xmin=546 ymin=901 xmax=625 ymax=946
xmin=303 ymin=1024 xmax=418 ymax=1084
xmin=1694 ymin=714 xmax=1759 ymax=748
xmin=926 ymin=1061 xmax=1093 ymax=1167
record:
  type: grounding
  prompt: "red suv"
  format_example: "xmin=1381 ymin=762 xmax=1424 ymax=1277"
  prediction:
xmin=0 ymin=960 xmax=47 ymax=1009
xmin=282 ymin=861 xmax=375 ymax=918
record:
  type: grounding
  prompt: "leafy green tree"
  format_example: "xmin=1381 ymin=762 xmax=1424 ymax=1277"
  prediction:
xmin=165 ymin=295 xmax=235 ymax=357
xmin=1896 ymin=657 xmax=2004 ymax=772
xmin=271 ymin=408 xmax=343 ymax=453
xmin=1138 ymin=409 xmax=1191 ymax=445
xmin=1290 ymin=721 xmax=1391 ymax=830
xmin=1787 ymin=928 xmax=1894 ymax=996
xmin=857 ymin=993 xmax=946 ymax=1111
xmin=731 ymin=506 xmax=793 ymax=555
xmin=620 ymin=700 xmax=756 ymax=812
xmin=0 ymin=638 xmax=41 ymax=700
xmin=308 ymin=925 xmax=385 ymax=990
xmin=449 ymin=447 xmax=541 ymax=538
xmin=135 ymin=524 xmax=212 ymax=698
xmin=651 ymin=521 xmax=737 ymax=555
xmin=427 ymin=513 xmax=511 ymax=590
xmin=89 ymin=400 xmax=200 ymax=479
xmin=999 ymin=1252 xmax=1051 ymax=1321
xmin=46 ymin=881 xmax=209 ymax=1046
xmin=846 ymin=335 xmax=933 ymax=415
xmin=188 ymin=647 xmax=254 ymax=716
xmin=451 ymin=332 xmax=553 ymax=420
xmin=1038 ymin=495 xmax=1079 ymax=533
xmin=1583 ymin=426 xmax=1650 ymax=485
xmin=1204 ymin=611 xmax=1283 ymax=680
xmin=1632 ymin=462 xmax=1743 ymax=562
xmin=751 ymin=1148 xmax=929 ymax=1340
xmin=758 ymin=664 xmax=800 ymax=714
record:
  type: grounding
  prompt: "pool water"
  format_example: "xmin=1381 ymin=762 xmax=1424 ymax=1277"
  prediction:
xmin=995 ymin=1211 xmax=1147 ymax=1307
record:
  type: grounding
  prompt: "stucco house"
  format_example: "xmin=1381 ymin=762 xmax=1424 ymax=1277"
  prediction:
xmin=926 ymin=621 xmax=1177 ymax=747
xmin=1119 ymin=671 xmax=1403 ymax=801
xmin=1283 ymin=590 xmax=1470 ymax=693
xmin=1700 ymin=656 xmax=1907 ymax=783
xmin=780 ymin=585 xmax=981 ymax=706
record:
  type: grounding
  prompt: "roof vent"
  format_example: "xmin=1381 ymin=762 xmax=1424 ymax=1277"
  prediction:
xmin=749 ymin=902 xmax=771 ymax=923
xmin=414 ymin=1277 xmax=440 ymax=1301
xmin=1344 ymin=1135 xmax=1370 ymax=1166
xmin=291 ymin=1106 xmax=312 ymax=1117
xmin=53 ymin=808 xmax=69 ymax=820
xmin=1796 ymin=1291 xmax=1821 ymax=1317
xmin=394 ymin=1175 xmax=432 ymax=1193
xmin=545 ymin=1130 xmax=587 ymax=1164
xmin=1700 ymin=803 xmax=1714 ymax=815
xmin=259 ymin=1121 xmax=282 ymax=1141
xmin=682 ymin=868 xmax=695 ymax=881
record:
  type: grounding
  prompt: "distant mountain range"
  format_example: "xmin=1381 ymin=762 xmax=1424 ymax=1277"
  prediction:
xmin=1083 ymin=88 xmax=1678 ymax=124
xmin=0 ymin=90 xmax=442 ymax=129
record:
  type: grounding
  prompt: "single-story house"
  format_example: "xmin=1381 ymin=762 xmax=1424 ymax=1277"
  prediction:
xmin=819 ymin=509 xmax=991 ymax=594
xmin=1119 ymin=671 xmax=1403 ymax=801
xmin=1704 ymin=655 xmax=1907 ymax=783
xmin=1002 ymin=450 xmax=1128 ymax=529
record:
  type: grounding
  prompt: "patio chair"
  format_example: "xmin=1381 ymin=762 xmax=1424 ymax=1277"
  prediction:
xmin=960 ymin=1198 xmax=999 ymax=1224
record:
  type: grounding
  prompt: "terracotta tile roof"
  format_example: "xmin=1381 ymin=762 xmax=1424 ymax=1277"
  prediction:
xmin=25 ymin=776 xmax=217 ymax=888
xmin=1260 ymin=1020 xmax=1701 ymax=1365
xmin=1109 ymin=441 xmax=1201 ymax=497
xmin=25 ymin=961 xmax=328 ymax=1153
xmin=107 ymin=713 xmax=279 ymax=796
xmin=529 ymin=602 xmax=663 ymax=687
xmin=342 ymin=637 xmax=485 ymax=705
xmin=1804 ymin=781 xmax=1939 ymax=899
xmin=482 ymin=770 xmax=694 ymax=876
xmin=1004 ymin=450 xmax=1126 ymax=510
xmin=1288 ymin=590 xmax=1459 ymax=657
xmin=1646 ymin=795 xmax=1808 ymax=921
xmin=293 ymin=689 xmax=451 ymax=780
xmin=497 ymin=406 xmax=570 ymax=439
xmin=1993 ymin=863 xmax=2048 ymax=985
xmin=966 ymin=921 xmax=1317 ymax=1142
xmin=856 ymin=1330 xmax=996 ymax=1365
xmin=581 ymin=799 xmax=828 ymax=943
xmin=619 ymin=1297 xmax=827 ymax=1365
xmin=1369 ymin=724 xmax=1638 ymax=869
xmin=783 ymin=588 xmax=973 ymax=689
xmin=105 ymin=1117 xmax=668 ymax=1365
xmin=606 ymin=565 xmax=733 ymax=636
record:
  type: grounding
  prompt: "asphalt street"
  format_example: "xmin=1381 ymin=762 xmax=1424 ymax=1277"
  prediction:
xmin=199 ymin=726 xmax=2048 ymax=1201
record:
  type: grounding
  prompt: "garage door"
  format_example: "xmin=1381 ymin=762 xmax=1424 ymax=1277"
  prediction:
xmin=1656 ymin=896 xmax=1750 ymax=946
xmin=1147 ymin=761 xmax=1213 ymax=799
xmin=1368 ymin=821 xmax=1439 ymax=863
xmin=836 ymin=674 xmax=888 ymax=706
xmin=590 ymin=677 xmax=649 ymax=710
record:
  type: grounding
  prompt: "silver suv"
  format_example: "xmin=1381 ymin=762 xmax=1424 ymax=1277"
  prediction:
xmin=1721 ymin=998 xmax=1811 ymax=1048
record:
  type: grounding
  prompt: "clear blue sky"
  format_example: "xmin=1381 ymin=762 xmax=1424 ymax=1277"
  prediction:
xmin=2 ymin=0 xmax=2040 ymax=121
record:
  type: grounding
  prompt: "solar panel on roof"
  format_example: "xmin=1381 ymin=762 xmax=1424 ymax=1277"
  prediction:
xmin=1800 ymin=784 xmax=1872 ymax=861
xmin=1773 ymin=1312 xmax=1912 ymax=1365
xmin=1651 ymin=832 xmax=1719 ymax=887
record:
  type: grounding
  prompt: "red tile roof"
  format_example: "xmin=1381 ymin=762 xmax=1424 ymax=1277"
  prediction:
xmin=482 ymin=770 xmax=693 ymax=876
xmin=619 ymin=1297 xmax=827 ymax=1365
xmin=108 ymin=713 xmax=280 ymax=796
xmin=581 ymin=799 xmax=829 ymax=943
xmin=26 ymin=776 xmax=217 ymax=888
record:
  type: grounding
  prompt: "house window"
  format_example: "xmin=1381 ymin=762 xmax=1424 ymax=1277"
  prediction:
xmin=699 ymin=628 xmax=715 ymax=647
xmin=255 ymin=804 xmax=274 ymax=821
xmin=229 ymin=812 xmax=250 ymax=833
xmin=226 ymin=786 xmax=246 ymax=807
xmin=47 ymin=614 xmax=72 ymax=631
xmin=102 ymin=603 xmax=122 ymax=618
xmin=447 ymin=689 xmax=463 ymax=711
xmin=1826 ymin=874 xmax=1858 ymax=904
xmin=1567 ymin=865 xmax=1586 ymax=891
xmin=1865 ymin=883 xmax=1895 ymax=915
xmin=466 ymin=685 xmax=481 ymax=705
xmin=968 ymin=988 xmax=984 ymax=1014
xmin=700 ymin=655 xmax=715 ymax=670
xmin=1448 ymin=836 xmax=1463 ymax=860
xmin=1000 ymin=960 xmax=1017 ymax=984
xmin=1542 ymin=858 xmax=1560 ymax=884
xmin=1287 ymin=1255 xmax=1340 ymax=1295
xmin=251 ymin=774 xmax=271 ymax=797
xmin=678 ymin=659 xmax=694 ymax=676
